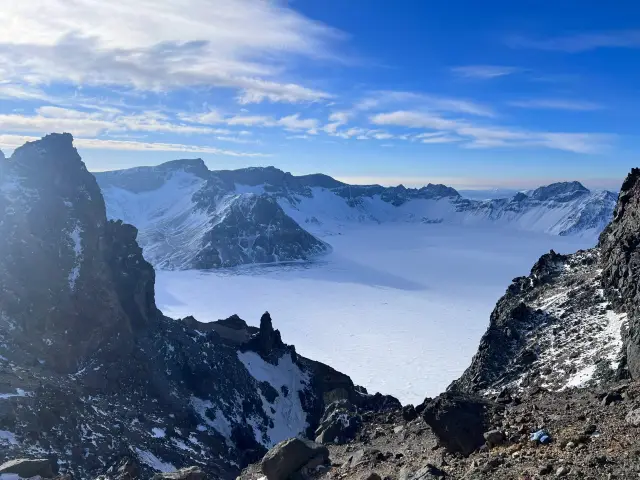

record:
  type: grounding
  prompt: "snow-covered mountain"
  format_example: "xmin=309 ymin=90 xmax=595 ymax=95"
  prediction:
xmin=95 ymin=161 xmax=330 ymax=269
xmin=95 ymin=162 xmax=616 ymax=270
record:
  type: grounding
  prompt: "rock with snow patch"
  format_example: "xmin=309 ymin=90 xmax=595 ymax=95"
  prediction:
xmin=151 ymin=466 xmax=206 ymax=480
xmin=314 ymin=400 xmax=362 ymax=445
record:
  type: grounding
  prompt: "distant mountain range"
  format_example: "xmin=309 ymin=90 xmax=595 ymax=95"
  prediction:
xmin=94 ymin=160 xmax=617 ymax=270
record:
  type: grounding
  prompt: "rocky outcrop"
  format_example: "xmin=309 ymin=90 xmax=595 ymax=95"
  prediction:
xmin=421 ymin=393 xmax=503 ymax=456
xmin=261 ymin=438 xmax=329 ymax=480
xmin=314 ymin=400 xmax=362 ymax=445
xmin=450 ymin=245 xmax=626 ymax=395
xmin=0 ymin=458 xmax=55 ymax=478
xmin=0 ymin=134 xmax=385 ymax=479
xmin=191 ymin=194 xmax=330 ymax=269
xmin=599 ymin=168 xmax=640 ymax=378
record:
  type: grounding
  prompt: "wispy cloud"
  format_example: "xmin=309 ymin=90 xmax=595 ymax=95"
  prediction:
xmin=0 ymin=83 xmax=54 ymax=101
xmin=451 ymin=65 xmax=520 ymax=79
xmin=508 ymin=31 xmax=640 ymax=52
xmin=508 ymin=99 xmax=603 ymax=111
xmin=369 ymin=110 xmax=611 ymax=153
xmin=0 ymin=0 xmax=340 ymax=103
xmin=323 ymin=111 xmax=350 ymax=133
xmin=0 ymin=107 xmax=236 ymax=137
xmin=371 ymin=111 xmax=459 ymax=130
xmin=178 ymin=111 xmax=320 ymax=134
xmin=0 ymin=134 xmax=269 ymax=156
xmin=355 ymin=91 xmax=495 ymax=117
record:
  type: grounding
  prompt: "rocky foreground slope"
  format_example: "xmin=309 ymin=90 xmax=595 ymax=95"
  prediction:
xmin=0 ymin=134 xmax=398 ymax=479
xmin=95 ymin=162 xmax=616 ymax=270
xmin=236 ymin=170 xmax=640 ymax=480
xmin=0 ymin=133 xmax=635 ymax=480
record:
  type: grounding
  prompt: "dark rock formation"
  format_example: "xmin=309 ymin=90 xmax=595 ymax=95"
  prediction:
xmin=261 ymin=438 xmax=329 ymax=480
xmin=192 ymin=194 xmax=330 ymax=269
xmin=421 ymin=393 xmax=503 ymax=456
xmin=530 ymin=181 xmax=589 ymax=202
xmin=600 ymin=168 xmax=640 ymax=378
xmin=0 ymin=134 xmax=378 ymax=479
xmin=0 ymin=458 xmax=55 ymax=478
xmin=151 ymin=467 xmax=206 ymax=480
xmin=314 ymin=400 xmax=362 ymax=445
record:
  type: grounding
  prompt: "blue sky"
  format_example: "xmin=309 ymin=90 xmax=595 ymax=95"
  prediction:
xmin=1 ymin=0 xmax=639 ymax=189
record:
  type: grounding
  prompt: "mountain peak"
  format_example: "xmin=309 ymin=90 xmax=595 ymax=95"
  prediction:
xmin=155 ymin=158 xmax=210 ymax=177
xmin=530 ymin=181 xmax=589 ymax=201
xmin=11 ymin=132 xmax=78 ymax=166
xmin=421 ymin=183 xmax=460 ymax=198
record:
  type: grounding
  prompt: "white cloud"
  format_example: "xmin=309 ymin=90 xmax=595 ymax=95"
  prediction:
xmin=421 ymin=136 xmax=461 ymax=144
xmin=370 ymin=111 xmax=459 ymax=130
xmin=322 ymin=111 xmax=350 ymax=134
xmin=508 ymin=99 xmax=603 ymax=111
xmin=356 ymin=91 xmax=494 ymax=117
xmin=329 ymin=111 xmax=350 ymax=123
xmin=222 ymin=113 xmax=319 ymax=133
xmin=0 ymin=0 xmax=339 ymax=103
xmin=451 ymin=65 xmax=520 ymax=79
xmin=277 ymin=114 xmax=318 ymax=132
xmin=0 ymin=134 xmax=267 ymax=157
xmin=335 ymin=127 xmax=368 ymax=139
xmin=371 ymin=132 xmax=394 ymax=140
xmin=178 ymin=110 xmax=225 ymax=124
xmin=369 ymin=110 xmax=611 ymax=153
xmin=0 ymin=107 xmax=238 ymax=137
xmin=0 ymin=83 xmax=53 ymax=101
xmin=226 ymin=115 xmax=275 ymax=127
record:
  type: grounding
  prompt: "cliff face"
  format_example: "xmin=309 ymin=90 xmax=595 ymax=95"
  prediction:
xmin=0 ymin=133 xmax=158 ymax=373
xmin=0 ymin=134 xmax=391 ymax=479
xmin=449 ymin=171 xmax=640 ymax=396
xmin=599 ymin=168 xmax=640 ymax=379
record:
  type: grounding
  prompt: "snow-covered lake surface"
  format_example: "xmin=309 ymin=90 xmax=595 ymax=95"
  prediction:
xmin=156 ymin=224 xmax=595 ymax=405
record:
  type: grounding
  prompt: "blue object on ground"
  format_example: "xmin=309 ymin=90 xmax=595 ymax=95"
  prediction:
xmin=530 ymin=429 xmax=550 ymax=444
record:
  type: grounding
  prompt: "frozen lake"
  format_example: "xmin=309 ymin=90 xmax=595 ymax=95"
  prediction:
xmin=156 ymin=224 xmax=595 ymax=404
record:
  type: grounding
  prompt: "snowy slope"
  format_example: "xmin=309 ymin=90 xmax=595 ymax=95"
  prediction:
xmin=95 ymin=161 xmax=330 ymax=269
xmin=95 ymin=162 xmax=616 ymax=269
xmin=278 ymin=183 xmax=616 ymax=240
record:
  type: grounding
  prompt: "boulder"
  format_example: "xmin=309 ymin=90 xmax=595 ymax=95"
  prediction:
xmin=152 ymin=467 xmax=206 ymax=480
xmin=315 ymin=400 xmax=362 ymax=445
xmin=398 ymin=464 xmax=446 ymax=480
xmin=626 ymin=408 xmax=640 ymax=426
xmin=402 ymin=405 xmax=418 ymax=422
xmin=261 ymin=438 xmax=329 ymax=480
xmin=357 ymin=392 xmax=402 ymax=412
xmin=483 ymin=429 xmax=505 ymax=448
xmin=0 ymin=458 xmax=55 ymax=478
xmin=422 ymin=392 xmax=502 ymax=456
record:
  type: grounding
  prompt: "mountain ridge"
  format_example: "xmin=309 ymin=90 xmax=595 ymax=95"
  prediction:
xmin=94 ymin=161 xmax=616 ymax=271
